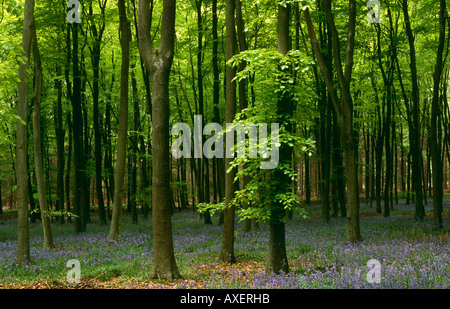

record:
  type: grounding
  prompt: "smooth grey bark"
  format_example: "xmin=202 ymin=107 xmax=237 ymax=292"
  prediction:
xmin=304 ymin=0 xmax=361 ymax=242
xmin=16 ymin=0 xmax=35 ymax=266
xmin=32 ymin=25 xmax=54 ymax=249
xmin=219 ymin=0 xmax=237 ymax=264
xmin=139 ymin=0 xmax=181 ymax=280
xmin=109 ymin=0 xmax=131 ymax=240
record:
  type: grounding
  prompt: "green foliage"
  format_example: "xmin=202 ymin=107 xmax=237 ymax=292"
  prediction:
xmin=197 ymin=201 xmax=226 ymax=217
xmin=30 ymin=208 xmax=79 ymax=219
xmin=225 ymin=48 xmax=315 ymax=224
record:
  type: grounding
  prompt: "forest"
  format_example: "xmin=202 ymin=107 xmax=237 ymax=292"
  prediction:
xmin=0 ymin=0 xmax=449 ymax=290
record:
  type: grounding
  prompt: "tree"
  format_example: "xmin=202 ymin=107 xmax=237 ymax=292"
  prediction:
xmin=72 ymin=20 xmax=87 ymax=234
xmin=88 ymin=0 xmax=108 ymax=226
xmin=401 ymin=0 xmax=425 ymax=221
xmin=32 ymin=24 xmax=53 ymax=248
xmin=219 ymin=0 xmax=237 ymax=264
xmin=54 ymin=34 xmax=65 ymax=226
xmin=266 ymin=1 xmax=292 ymax=274
xmin=15 ymin=0 xmax=35 ymax=266
xmin=304 ymin=0 xmax=362 ymax=242
xmin=138 ymin=0 xmax=181 ymax=280
xmin=109 ymin=0 xmax=131 ymax=240
xmin=430 ymin=0 xmax=446 ymax=229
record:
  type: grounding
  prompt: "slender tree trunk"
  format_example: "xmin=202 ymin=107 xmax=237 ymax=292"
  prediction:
xmin=364 ymin=124 xmax=370 ymax=204
xmin=109 ymin=0 xmax=131 ymax=240
xmin=219 ymin=0 xmax=237 ymax=264
xmin=430 ymin=0 xmax=446 ymax=229
xmin=89 ymin=2 xmax=107 ymax=226
xmin=304 ymin=0 xmax=361 ymax=242
xmin=317 ymin=2 xmax=332 ymax=224
xmin=16 ymin=0 xmax=35 ymax=266
xmin=305 ymin=151 xmax=311 ymax=206
xmin=103 ymin=52 xmax=116 ymax=219
xmin=54 ymin=37 xmax=65 ymax=225
xmin=131 ymin=62 xmax=139 ymax=224
xmin=129 ymin=1 xmax=153 ymax=218
xmin=235 ymin=0 xmax=252 ymax=232
xmin=65 ymin=113 xmax=73 ymax=223
xmin=402 ymin=0 xmax=425 ymax=221
xmin=331 ymin=109 xmax=346 ymax=217
xmin=0 ymin=181 xmax=2 ymax=214
xmin=72 ymin=22 xmax=86 ymax=234
xmin=212 ymin=0 xmax=224 ymax=210
xmin=32 ymin=25 xmax=54 ymax=249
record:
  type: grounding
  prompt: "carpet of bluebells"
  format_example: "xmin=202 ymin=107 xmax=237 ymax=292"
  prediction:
xmin=0 ymin=202 xmax=449 ymax=289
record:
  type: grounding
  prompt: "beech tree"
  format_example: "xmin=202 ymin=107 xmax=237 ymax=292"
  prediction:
xmin=138 ymin=0 xmax=181 ymax=280
xmin=32 ymin=24 xmax=53 ymax=248
xmin=15 ymin=0 xmax=35 ymax=266
xmin=219 ymin=0 xmax=237 ymax=264
xmin=109 ymin=0 xmax=131 ymax=241
xmin=430 ymin=0 xmax=446 ymax=229
xmin=304 ymin=0 xmax=362 ymax=242
xmin=266 ymin=0 xmax=291 ymax=274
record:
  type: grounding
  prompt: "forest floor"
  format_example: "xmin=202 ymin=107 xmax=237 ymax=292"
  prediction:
xmin=1 ymin=200 xmax=450 ymax=289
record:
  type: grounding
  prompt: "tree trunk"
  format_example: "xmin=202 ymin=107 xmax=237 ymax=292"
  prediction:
xmin=103 ymin=52 xmax=116 ymax=219
xmin=16 ymin=0 xmax=35 ymax=266
xmin=430 ymin=0 xmax=446 ymax=229
xmin=304 ymin=0 xmax=361 ymax=242
xmin=109 ymin=0 xmax=131 ymax=240
xmin=331 ymin=109 xmax=346 ymax=217
xmin=55 ymin=40 xmax=65 ymax=225
xmin=32 ymin=25 xmax=54 ymax=249
xmin=89 ymin=2 xmax=107 ymax=226
xmin=131 ymin=62 xmax=139 ymax=224
xmin=305 ymin=151 xmax=311 ymax=206
xmin=139 ymin=0 xmax=181 ymax=280
xmin=81 ymin=58 xmax=91 ymax=225
xmin=65 ymin=113 xmax=73 ymax=223
xmin=0 ymin=181 xmax=2 ymax=214
xmin=219 ymin=0 xmax=237 ymax=264
xmin=72 ymin=22 xmax=87 ymax=234
xmin=235 ymin=0 xmax=252 ymax=232
xmin=266 ymin=2 xmax=291 ymax=275
xmin=402 ymin=0 xmax=425 ymax=221
xmin=212 ymin=0 xmax=225 ymax=211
